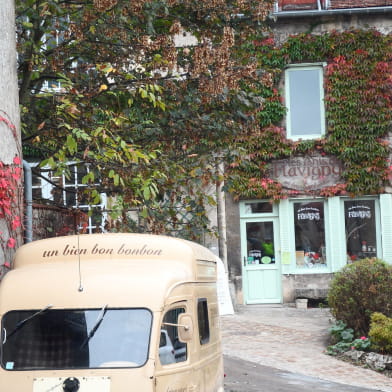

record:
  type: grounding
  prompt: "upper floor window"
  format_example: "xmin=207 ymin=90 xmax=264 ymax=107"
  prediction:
xmin=275 ymin=0 xmax=324 ymax=11
xmin=285 ymin=64 xmax=325 ymax=140
xmin=31 ymin=162 xmax=107 ymax=233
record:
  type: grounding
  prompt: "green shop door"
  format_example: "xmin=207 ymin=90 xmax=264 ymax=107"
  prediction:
xmin=241 ymin=219 xmax=282 ymax=304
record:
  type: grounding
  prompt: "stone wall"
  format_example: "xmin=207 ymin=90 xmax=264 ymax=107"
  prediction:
xmin=282 ymin=273 xmax=334 ymax=302
xmin=32 ymin=204 xmax=87 ymax=241
xmin=272 ymin=9 xmax=392 ymax=44
xmin=225 ymin=9 xmax=392 ymax=306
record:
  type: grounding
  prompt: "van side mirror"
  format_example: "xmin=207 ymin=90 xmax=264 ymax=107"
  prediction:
xmin=177 ymin=313 xmax=193 ymax=342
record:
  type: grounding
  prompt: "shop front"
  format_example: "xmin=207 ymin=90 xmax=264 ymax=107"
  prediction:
xmin=222 ymin=5 xmax=392 ymax=306
xmin=226 ymin=155 xmax=392 ymax=304
xmin=236 ymin=195 xmax=392 ymax=304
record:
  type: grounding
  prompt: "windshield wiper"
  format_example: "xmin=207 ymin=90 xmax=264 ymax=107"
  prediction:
xmin=6 ymin=304 xmax=53 ymax=341
xmin=80 ymin=304 xmax=108 ymax=348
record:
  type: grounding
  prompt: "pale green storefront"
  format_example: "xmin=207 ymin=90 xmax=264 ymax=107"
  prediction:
xmin=239 ymin=194 xmax=392 ymax=304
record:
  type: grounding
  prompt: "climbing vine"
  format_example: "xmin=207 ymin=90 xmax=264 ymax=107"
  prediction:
xmin=227 ymin=29 xmax=392 ymax=200
xmin=0 ymin=112 xmax=22 ymax=277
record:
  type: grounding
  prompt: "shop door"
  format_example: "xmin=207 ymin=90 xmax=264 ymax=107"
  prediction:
xmin=241 ymin=219 xmax=282 ymax=304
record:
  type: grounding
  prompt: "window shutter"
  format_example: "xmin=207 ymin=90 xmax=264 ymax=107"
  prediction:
xmin=327 ymin=197 xmax=346 ymax=271
xmin=279 ymin=199 xmax=293 ymax=272
xmin=380 ymin=194 xmax=392 ymax=264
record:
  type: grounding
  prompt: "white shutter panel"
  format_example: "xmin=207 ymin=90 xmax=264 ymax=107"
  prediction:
xmin=279 ymin=199 xmax=293 ymax=273
xmin=327 ymin=197 xmax=346 ymax=271
xmin=380 ymin=194 xmax=392 ymax=264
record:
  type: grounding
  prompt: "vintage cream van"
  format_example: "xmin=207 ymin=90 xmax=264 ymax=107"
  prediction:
xmin=0 ymin=233 xmax=224 ymax=391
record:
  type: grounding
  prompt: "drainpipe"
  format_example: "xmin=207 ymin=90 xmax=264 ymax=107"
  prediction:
xmin=23 ymin=160 xmax=33 ymax=243
xmin=216 ymin=160 xmax=228 ymax=271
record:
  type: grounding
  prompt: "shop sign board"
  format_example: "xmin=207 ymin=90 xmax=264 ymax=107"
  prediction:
xmin=269 ymin=155 xmax=344 ymax=191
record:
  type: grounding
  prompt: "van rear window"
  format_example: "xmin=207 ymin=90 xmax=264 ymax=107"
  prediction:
xmin=1 ymin=307 xmax=152 ymax=370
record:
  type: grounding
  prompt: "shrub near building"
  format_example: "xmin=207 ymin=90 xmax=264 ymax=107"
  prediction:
xmin=369 ymin=312 xmax=392 ymax=354
xmin=327 ymin=258 xmax=392 ymax=335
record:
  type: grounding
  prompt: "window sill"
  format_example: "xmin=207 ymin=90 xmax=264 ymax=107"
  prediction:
xmin=292 ymin=265 xmax=330 ymax=274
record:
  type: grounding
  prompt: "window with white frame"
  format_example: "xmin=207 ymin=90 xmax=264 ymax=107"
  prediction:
xmin=293 ymin=200 xmax=327 ymax=268
xmin=41 ymin=29 xmax=65 ymax=92
xmin=31 ymin=162 xmax=107 ymax=233
xmin=40 ymin=16 xmax=79 ymax=93
xmin=285 ymin=64 xmax=325 ymax=140
xmin=345 ymin=199 xmax=377 ymax=262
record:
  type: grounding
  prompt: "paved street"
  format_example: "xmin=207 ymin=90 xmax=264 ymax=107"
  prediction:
xmin=220 ymin=305 xmax=392 ymax=392
xmin=224 ymin=356 xmax=375 ymax=392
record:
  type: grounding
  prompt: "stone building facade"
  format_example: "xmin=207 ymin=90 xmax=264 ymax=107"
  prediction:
xmin=225 ymin=1 xmax=392 ymax=305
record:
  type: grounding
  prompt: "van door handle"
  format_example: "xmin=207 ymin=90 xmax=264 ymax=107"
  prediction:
xmin=243 ymin=256 xmax=246 ymax=266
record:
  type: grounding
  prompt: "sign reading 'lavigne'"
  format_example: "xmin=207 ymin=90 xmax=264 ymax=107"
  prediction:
xmin=269 ymin=155 xmax=344 ymax=191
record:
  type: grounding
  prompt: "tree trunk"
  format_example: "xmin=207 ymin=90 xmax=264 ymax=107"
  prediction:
xmin=0 ymin=0 xmax=23 ymax=279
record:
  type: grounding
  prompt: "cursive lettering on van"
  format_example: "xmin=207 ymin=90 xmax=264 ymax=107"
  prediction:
xmin=91 ymin=243 xmax=114 ymax=255
xmin=42 ymin=249 xmax=59 ymax=258
xmin=63 ymin=244 xmax=88 ymax=256
xmin=41 ymin=243 xmax=163 ymax=259
xmin=117 ymin=243 xmax=163 ymax=256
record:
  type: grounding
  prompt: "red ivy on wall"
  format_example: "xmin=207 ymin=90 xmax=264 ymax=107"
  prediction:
xmin=0 ymin=113 xmax=22 ymax=273
xmin=227 ymin=29 xmax=392 ymax=200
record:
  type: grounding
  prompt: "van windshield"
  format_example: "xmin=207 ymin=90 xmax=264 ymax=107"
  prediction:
xmin=1 ymin=307 xmax=152 ymax=370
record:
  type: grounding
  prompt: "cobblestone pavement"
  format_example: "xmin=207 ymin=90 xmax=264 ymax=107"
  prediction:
xmin=220 ymin=305 xmax=392 ymax=392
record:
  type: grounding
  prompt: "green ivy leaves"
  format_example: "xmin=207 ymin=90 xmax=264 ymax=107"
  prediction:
xmin=229 ymin=29 xmax=392 ymax=199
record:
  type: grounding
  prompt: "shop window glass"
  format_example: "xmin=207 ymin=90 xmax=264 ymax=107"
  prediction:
xmin=244 ymin=202 xmax=273 ymax=214
xmin=345 ymin=200 xmax=377 ymax=262
xmin=294 ymin=201 xmax=327 ymax=268
xmin=160 ymin=307 xmax=187 ymax=365
xmin=197 ymin=299 xmax=210 ymax=345
xmin=246 ymin=221 xmax=275 ymax=264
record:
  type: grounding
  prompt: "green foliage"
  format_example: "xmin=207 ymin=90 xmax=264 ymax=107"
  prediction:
xmin=351 ymin=336 xmax=371 ymax=351
xmin=326 ymin=341 xmax=353 ymax=356
xmin=369 ymin=312 xmax=392 ymax=354
xmin=327 ymin=320 xmax=371 ymax=355
xmin=17 ymin=1 xmax=392 ymax=230
xmin=327 ymin=258 xmax=392 ymax=335
xmin=227 ymin=29 xmax=392 ymax=200
xmin=329 ymin=320 xmax=354 ymax=343
xmin=17 ymin=0 xmax=275 ymax=240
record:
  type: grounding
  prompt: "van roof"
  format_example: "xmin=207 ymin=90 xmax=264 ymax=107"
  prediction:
xmin=0 ymin=234 xmax=217 ymax=312
xmin=13 ymin=233 xmax=216 ymax=268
